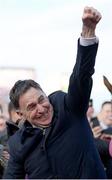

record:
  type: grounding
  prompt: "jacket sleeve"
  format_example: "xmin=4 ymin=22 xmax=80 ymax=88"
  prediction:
xmin=66 ymin=39 xmax=98 ymax=114
xmin=3 ymin=137 xmax=25 ymax=179
xmin=3 ymin=156 xmax=25 ymax=179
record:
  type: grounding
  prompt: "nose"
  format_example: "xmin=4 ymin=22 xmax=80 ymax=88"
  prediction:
xmin=36 ymin=104 xmax=44 ymax=114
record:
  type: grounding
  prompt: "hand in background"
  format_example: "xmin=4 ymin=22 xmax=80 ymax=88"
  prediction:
xmin=91 ymin=126 xmax=103 ymax=138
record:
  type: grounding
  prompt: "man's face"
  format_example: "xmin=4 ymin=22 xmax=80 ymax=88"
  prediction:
xmin=18 ymin=87 xmax=53 ymax=127
xmin=101 ymin=103 xmax=112 ymax=125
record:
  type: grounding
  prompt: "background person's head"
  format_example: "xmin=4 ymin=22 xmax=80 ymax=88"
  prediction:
xmin=8 ymin=101 xmax=22 ymax=125
xmin=9 ymin=80 xmax=53 ymax=127
xmin=99 ymin=101 xmax=112 ymax=126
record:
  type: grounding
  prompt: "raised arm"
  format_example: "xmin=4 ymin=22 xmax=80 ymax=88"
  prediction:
xmin=66 ymin=7 xmax=101 ymax=114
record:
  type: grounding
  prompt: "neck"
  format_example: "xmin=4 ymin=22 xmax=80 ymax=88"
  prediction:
xmin=32 ymin=123 xmax=51 ymax=129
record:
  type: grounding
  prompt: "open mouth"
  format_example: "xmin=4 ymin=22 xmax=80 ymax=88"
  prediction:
xmin=36 ymin=112 xmax=49 ymax=120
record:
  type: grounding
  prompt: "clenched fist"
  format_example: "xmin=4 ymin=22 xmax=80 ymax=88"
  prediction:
xmin=81 ymin=7 xmax=102 ymax=38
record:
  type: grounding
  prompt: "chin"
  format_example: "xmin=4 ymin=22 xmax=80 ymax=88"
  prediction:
xmin=40 ymin=119 xmax=52 ymax=127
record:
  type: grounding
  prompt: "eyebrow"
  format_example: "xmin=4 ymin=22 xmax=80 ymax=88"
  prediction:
xmin=26 ymin=95 xmax=46 ymax=110
xmin=26 ymin=102 xmax=36 ymax=111
xmin=38 ymin=95 xmax=46 ymax=102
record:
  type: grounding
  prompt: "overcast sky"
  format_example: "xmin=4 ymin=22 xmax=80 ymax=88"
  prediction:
xmin=0 ymin=0 xmax=111 ymax=112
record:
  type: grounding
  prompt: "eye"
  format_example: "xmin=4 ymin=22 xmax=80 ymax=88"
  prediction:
xmin=27 ymin=103 xmax=37 ymax=111
xmin=38 ymin=96 xmax=46 ymax=104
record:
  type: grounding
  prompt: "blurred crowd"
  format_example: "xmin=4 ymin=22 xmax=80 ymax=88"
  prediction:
xmin=0 ymin=101 xmax=23 ymax=178
xmin=87 ymin=99 xmax=112 ymax=178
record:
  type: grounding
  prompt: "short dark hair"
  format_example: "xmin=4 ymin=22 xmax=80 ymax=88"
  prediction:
xmin=9 ymin=79 xmax=43 ymax=109
xmin=101 ymin=101 xmax=111 ymax=109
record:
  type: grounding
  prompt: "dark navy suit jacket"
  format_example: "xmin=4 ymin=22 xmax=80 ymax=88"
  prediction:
xmin=4 ymin=40 xmax=106 ymax=179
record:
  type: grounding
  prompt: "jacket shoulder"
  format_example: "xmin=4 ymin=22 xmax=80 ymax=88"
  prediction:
xmin=48 ymin=90 xmax=67 ymax=107
xmin=49 ymin=90 xmax=66 ymax=101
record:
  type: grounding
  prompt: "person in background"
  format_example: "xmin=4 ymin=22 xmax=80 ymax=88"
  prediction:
xmin=98 ymin=101 xmax=112 ymax=129
xmin=0 ymin=102 xmax=23 ymax=179
xmin=0 ymin=105 xmax=3 ymax=116
xmin=91 ymin=126 xmax=112 ymax=178
xmin=6 ymin=101 xmax=23 ymax=137
xmin=109 ymin=139 xmax=112 ymax=157
xmin=89 ymin=101 xmax=112 ymax=178
xmin=0 ymin=116 xmax=8 ymax=149
xmin=86 ymin=99 xmax=94 ymax=122
xmin=8 ymin=101 xmax=22 ymax=126
xmin=92 ymin=101 xmax=112 ymax=131
xmin=0 ymin=116 xmax=9 ymax=178
xmin=4 ymin=7 xmax=106 ymax=179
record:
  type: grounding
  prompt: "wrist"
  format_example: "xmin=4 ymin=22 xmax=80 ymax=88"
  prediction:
xmin=81 ymin=25 xmax=96 ymax=38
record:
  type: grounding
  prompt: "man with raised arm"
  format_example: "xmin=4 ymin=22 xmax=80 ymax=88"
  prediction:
xmin=4 ymin=7 xmax=106 ymax=179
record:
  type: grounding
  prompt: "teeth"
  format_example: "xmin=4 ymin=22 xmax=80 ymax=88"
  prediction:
xmin=35 ymin=112 xmax=49 ymax=119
